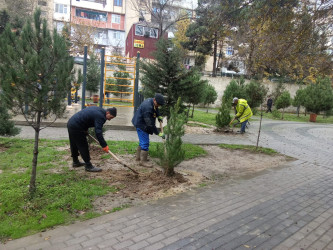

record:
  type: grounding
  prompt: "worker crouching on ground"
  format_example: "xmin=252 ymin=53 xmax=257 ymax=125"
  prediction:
xmin=67 ymin=106 xmax=117 ymax=172
xmin=132 ymin=93 xmax=165 ymax=167
xmin=230 ymin=97 xmax=253 ymax=134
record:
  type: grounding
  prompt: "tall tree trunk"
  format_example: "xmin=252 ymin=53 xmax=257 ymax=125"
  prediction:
xmin=191 ymin=104 xmax=195 ymax=118
xmin=29 ymin=111 xmax=41 ymax=195
xmin=212 ymin=32 xmax=217 ymax=77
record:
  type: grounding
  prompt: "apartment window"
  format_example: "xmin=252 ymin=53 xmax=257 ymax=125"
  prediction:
xmin=114 ymin=0 xmax=122 ymax=6
xmin=113 ymin=31 xmax=121 ymax=40
xmin=226 ymin=46 xmax=234 ymax=56
xmin=76 ymin=9 xmax=107 ymax=22
xmin=150 ymin=28 xmax=158 ymax=38
xmin=112 ymin=14 xmax=121 ymax=24
xmin=55 ymin=4 xmax=68 ymax=14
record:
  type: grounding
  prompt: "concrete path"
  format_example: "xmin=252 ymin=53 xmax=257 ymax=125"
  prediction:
xmin=1 ymin=119 xmax=333 ymax=250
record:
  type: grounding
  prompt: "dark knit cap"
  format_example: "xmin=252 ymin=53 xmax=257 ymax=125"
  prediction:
xmin=154 ymin=93 xmax=165 ymax=105
xmin=106 ymin=107 xmax=117 ymax=117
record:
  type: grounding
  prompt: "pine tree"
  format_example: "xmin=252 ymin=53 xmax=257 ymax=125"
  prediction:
xmin=0 ymin=99 xmax=20 ymax=136
xmin=86 ymin=53 xmax=100 ymax=97
xmin=157 ymin=98 xmax=185 ymax=176
xmin=0 ymin=9 xmax=74 ymax=194
xmin=275 ymin=91 xmax=292 ymax=120
xmin=141 ymin=38 xmax=204 ymax=118
xmin=112 ymin=62 xmax=132 ymax=101
xmin=216 ymin=101 xmax=232 ymax=129
xmin=201 ymin=83 xmax=218 ymax=113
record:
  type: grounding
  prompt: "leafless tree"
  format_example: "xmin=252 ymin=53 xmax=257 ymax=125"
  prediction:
xmin=129 ymin=0 xmax=195 ymax=37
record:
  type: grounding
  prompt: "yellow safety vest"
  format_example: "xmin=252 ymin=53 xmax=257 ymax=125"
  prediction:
xmin=236 ymin=99 xmax=253 ymax=123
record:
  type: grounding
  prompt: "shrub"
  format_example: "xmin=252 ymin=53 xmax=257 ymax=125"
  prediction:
xmin=216 ymin=101 xmax=232 ymax=129
xmin=302 ymin=77 xmax=333 ymax=114
xmin=0 ymin=103 xmax=20 ymax=136
xmin=275 ymin=91 xmax=292 ymax=119
xmin=272 ymin=110 xmax=281 ymax=119
xmin=157 ymin=98 xmax=186 ymax=176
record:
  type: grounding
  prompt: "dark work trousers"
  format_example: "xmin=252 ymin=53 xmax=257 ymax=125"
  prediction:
xmin=67 ymin=127 xmax=90 ymax=164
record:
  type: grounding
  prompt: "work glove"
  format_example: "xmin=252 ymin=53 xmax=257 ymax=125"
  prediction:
xmin=102 ymin=146 xmax=109 ymax=153
xmin=158 ymin=132 xmax=165 ymax=139
xmin=158 ymin=116 xmax=163 ymax=123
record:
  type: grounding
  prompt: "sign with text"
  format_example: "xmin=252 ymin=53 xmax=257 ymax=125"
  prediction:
xmin=134 ymin=39 xmax=144 ymax=48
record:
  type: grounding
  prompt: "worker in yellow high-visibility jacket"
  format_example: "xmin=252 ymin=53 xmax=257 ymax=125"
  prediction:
xmin=230 ymin=97 xmax=253 ymax=134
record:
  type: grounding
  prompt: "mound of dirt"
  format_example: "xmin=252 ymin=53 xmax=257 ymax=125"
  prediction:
xmin=69 ymin=144 xmax=294 ymax=213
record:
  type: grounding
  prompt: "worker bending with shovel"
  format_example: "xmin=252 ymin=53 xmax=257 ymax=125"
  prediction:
xmin=67 ymin=106 xmax=117 ymax=172
xmin=229 ymin=97 xmax=252 ymax=134
xmin=132 ymin=93 xmax=165 ymax=167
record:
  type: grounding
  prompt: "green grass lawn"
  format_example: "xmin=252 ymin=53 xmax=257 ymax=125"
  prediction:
xmin=219 ymin=143 xmax=278 ymax=155
xmin=259 ymin=111 xmax=333 ymax=123
xmin=189 ymin=109 xmax=333 ymax=127
xmin=0 ymin=138 xmax=205 ymax=242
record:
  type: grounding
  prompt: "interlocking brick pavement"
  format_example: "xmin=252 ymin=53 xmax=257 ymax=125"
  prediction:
xmin=1 ymin=119 xmax=333 ymax=250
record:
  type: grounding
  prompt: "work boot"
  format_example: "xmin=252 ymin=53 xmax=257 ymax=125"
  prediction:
xmin=140 ymin=151 xmax=153 ymax=168
xmin=135 ymin=146 xmax=141 ymax=161
xmin=85 ymin=163 xmax=102 ymax=172
xmin=72 ymin=157 xmax=85 ymax=168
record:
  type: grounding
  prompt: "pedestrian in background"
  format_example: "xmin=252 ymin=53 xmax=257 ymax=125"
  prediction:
xmin=132 ymin=93 xmax=165 ymax=167
xmin=266 ymin=96 xmax=273 ymax=113
xmin=67 ymin=106 xmax=117 ymax=172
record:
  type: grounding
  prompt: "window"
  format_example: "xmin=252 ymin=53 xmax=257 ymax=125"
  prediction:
xmin=112 ymin=14 xmax=121 ymax=24
xmin=55 ymin=4 xmax=67 ymax=14
xmin=150 ymin=28 xmax=158 ymax=38
xmin=135 ymin=25 xmax=145 ymax=36
xmin=135 ymin=25 xmax=158 ymax=38
xmin=113 ymin=31 xmax=120 ymax=40
xmin=76 ymin=9 xmax=107 ymax=22
xmin=114 ymin=0 xmax=122 ymax=6
xmin=226 ymin=46 xmax=234 ymax=56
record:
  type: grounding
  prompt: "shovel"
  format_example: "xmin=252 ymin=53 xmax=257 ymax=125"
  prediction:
xmin=88 ymin=134 xmax=139 ymax=175
xmin=159 ymin=121 xmax=165 ymax=141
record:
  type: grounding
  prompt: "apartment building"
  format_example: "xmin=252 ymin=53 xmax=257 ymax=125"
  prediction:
xmin=52 ymin=0 xmax=126 ymax=55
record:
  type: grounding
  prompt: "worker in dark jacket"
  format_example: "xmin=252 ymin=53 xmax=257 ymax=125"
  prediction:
xmin=67 ymin=106 xmax=117 ymax=172
xmin=132 ymin=93 xmax=165 ymax=167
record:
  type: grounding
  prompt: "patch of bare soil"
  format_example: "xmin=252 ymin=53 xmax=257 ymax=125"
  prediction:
xmin=68 ymin=143 xmax=293 ymax=213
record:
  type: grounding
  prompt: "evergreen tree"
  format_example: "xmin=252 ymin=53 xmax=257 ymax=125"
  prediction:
xmin=216 ymin=101 xmax=232 ymax=129
xmin=141 ymin=38 xmax=203 ymax=118
xmin=157 ymin=98 xmax=185 ymax=176
xmin=0 ymin=10 xmax=10 ymax=34
xmin=112 ymin=63 xmax=132 ymax=101
xmin=275 ymin=91 xmax=292 ymax=120
xmin=183 ymin=72 xmax=208 ymax=118
xmin=222 ymin=78 xmax=246 ymax=104
xmin=292 ymin=88 xmax=305 ymax=117
xmin=301 ymin=77 xmax=333 ymax=115
xmin=86 ymin=53 xmax=100 ymax=97
xmin=244 ymin=80 xmax=268 ymax=109
xmin=0 ymin=99 xmax=20 ymax=136
xmin=201 ymin=83 xmax=218 ymax=113
xmin=0 ymin=9 xmax=74 ymax=194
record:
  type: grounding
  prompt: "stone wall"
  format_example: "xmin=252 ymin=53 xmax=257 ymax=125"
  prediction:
xmin=202 ymin=76 xmax=302 ymax=111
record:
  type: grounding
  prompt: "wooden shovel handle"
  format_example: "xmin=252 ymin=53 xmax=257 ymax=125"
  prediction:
xmin=88 ymin=134 xmax=139 ymax=175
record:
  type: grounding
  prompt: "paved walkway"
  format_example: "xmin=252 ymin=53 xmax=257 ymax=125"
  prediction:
xmin=1 ymin=117 xmax=333 ymax=250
